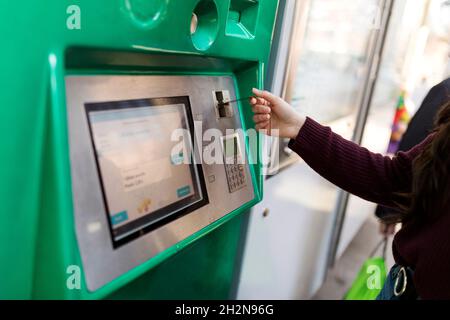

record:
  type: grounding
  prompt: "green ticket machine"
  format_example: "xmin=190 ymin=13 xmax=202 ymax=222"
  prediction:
xmin=0 ymin=0 xmax=278 ymax=299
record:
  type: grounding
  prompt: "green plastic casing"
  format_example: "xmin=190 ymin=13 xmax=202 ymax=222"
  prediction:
xmin=0 ymin=0 xmax=278 ymax=299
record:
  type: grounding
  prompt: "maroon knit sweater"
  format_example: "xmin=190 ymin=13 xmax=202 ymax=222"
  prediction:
xmin=288 ymin=117 xmax=450 ymax=300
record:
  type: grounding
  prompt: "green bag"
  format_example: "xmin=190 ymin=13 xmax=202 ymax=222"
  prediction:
xmin=344 ymin=238 xmax=388 ymax=300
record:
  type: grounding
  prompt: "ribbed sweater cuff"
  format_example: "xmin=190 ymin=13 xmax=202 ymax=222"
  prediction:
xmin=288 ymin=117 xmax=329 ymax=157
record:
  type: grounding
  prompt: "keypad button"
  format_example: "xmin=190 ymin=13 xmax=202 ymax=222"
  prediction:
xmin=225 ymin=161 xmax=247 ymax=193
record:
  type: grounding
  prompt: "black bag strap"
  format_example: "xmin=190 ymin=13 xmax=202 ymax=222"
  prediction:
xmin=369 ymin=236 xmax=388 ymax=261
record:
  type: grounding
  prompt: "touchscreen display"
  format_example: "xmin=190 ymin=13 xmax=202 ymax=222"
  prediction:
xmin=85 ymin=96 xmax=208 ymax=247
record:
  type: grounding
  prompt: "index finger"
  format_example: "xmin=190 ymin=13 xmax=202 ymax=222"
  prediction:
xmin=252 ymin=88 xmax=281 ymax=105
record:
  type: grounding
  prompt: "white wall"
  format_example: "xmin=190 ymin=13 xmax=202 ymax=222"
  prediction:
xmin=237 ymin=161 xmax=336 ymax=299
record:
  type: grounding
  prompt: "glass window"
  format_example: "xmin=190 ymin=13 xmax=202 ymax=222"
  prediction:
xmin=288 ymin=0 xmax=381 ymax=127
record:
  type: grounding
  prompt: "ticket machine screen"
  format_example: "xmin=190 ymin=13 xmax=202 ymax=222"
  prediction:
xmin=85 ymin=96 xmax=208 ymax=247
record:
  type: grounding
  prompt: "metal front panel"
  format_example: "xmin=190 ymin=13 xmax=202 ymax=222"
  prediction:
xmin=66 ymin=75 xmax=255 ymax=291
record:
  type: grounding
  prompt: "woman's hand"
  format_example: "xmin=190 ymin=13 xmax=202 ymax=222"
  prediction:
xmin=250 ymin=88 xmax=306 ymax=139
xmin=379 ymin=222 xmax=397 ymax=237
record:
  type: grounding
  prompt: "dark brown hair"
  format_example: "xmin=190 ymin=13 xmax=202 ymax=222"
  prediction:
xmin=396 ymin=101 xmax=450 ymax=225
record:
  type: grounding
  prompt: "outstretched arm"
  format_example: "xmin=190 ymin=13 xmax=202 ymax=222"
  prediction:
xmin=288 ymin=117 xmax=431 ymax=207
xmin=250 ymin=88 xmax=432 ymax=208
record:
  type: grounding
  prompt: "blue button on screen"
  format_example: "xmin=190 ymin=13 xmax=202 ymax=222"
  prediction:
xmin=111 ymin=211 xmax=129 ymax=225
xmin=177 ymin=185 xmax=191 ymax=198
